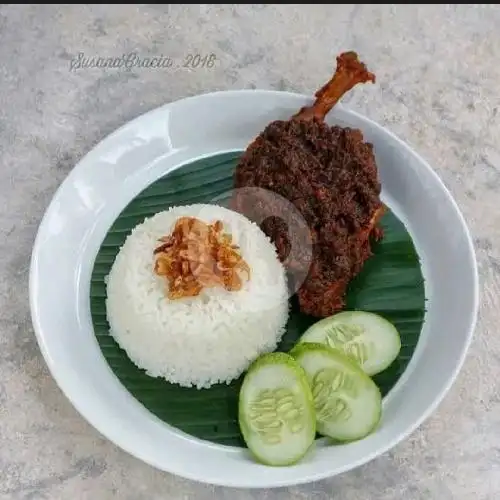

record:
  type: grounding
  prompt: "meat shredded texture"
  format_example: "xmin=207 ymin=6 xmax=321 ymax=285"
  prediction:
xmin=231 ymin=51 xmax=384 ymax=318
xmin=153 ymin=217 xmax=250 ymax=300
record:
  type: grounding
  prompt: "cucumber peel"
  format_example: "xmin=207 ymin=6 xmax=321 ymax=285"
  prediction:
xmin=297 ymin=310 xmax=401 ymax=376
xmin=290 ymin=343 xmax=382 ymax=442
xmin=238 ymin=352 xmax=317 ymax=466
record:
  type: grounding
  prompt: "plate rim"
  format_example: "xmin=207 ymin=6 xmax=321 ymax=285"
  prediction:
xmin=29 ymin=89 xmax=479 ymax=488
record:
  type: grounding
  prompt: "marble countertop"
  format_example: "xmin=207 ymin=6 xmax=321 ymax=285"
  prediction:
xmin=1 ymin=4 xmax=499 ymax=499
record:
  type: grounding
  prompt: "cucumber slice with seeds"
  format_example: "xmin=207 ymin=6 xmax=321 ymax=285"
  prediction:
xmin=298 ymin=310 xmax=401 ymax=376
xmin=238 ymin=352 xmax=316 ymax=466
xmin=290 ymin=343 xmax=382 ymax=442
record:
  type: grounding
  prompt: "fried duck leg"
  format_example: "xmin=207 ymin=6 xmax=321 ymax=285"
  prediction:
xmin=232 ymin=51 xmax=384 ymax=318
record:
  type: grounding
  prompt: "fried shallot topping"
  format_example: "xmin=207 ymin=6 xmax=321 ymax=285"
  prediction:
xmin=153 ymin=216 xmax=250 ymax=300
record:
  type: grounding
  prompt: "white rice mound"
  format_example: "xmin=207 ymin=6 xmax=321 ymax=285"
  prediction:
xmin=105 ymin=203 xmax=290 ymax=389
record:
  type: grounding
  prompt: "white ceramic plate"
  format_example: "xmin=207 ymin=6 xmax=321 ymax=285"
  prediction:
xmin=29 ymin=90 xmax=479 ymax=488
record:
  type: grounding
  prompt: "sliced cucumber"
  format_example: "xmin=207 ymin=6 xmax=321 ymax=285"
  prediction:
xmin=290 ymin=343 xmax=382 ymax=442
xmin=238 ymin=352 xmax=316 ymax=466
xmin=298 ymin=310 xmax=401 ymax=376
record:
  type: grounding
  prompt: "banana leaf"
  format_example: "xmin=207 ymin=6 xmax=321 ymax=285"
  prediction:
xmin=90 ymin=152 xmax=426 ymax=447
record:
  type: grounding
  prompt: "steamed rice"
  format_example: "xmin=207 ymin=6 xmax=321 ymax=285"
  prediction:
xmin=105 ymin=203 xmax=290 ymax=389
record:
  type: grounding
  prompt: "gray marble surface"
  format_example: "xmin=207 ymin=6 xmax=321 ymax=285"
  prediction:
xmin=1 ymin=4 xmax=499 ymax=499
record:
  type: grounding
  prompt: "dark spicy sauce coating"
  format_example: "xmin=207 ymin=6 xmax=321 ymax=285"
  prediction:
xmin=232 ymin=117 xmax=383 ymax=317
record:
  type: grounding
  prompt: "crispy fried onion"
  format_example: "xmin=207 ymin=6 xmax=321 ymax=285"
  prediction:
xmin=153 ymin=216 xmax=251 ymax=300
